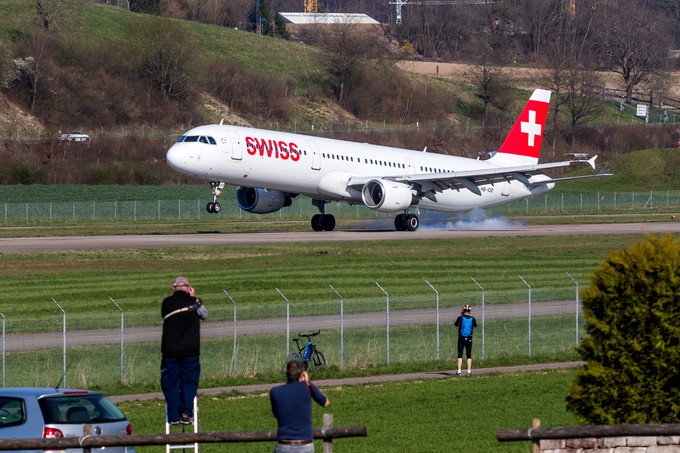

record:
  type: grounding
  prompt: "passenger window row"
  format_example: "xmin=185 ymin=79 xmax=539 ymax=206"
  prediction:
xmin=321 ymin=153 xmax=406 ymax=169
xmin=419 ymin=166 xmax=451 ymax=173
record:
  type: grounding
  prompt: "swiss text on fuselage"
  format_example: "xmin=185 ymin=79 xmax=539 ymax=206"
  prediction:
xmin=245 ymin=136 xmax=300 ymax=162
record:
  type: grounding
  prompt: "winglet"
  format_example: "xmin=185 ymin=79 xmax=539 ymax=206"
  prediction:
xmin=586 ymin=155 xmax=597 ymax=170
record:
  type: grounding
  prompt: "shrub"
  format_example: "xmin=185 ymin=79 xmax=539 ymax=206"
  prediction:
xmin=566 ymin=235 xmax=680 ymax=424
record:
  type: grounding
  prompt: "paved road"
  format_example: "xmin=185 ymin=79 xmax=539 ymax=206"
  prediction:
xmin=7 ymin=300 xmax=577 ymax=351
xmin=109 ymin=360 xmax=585 ymax=403
xmin=0 ymin=222 xmax=679 ymax=252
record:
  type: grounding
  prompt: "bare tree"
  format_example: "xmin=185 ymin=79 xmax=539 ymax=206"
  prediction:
xmin=130 ymin=19 xmax=200 ymax=99
xmin=409 ymin=4 xmax=453 ymax=59
xmin=592 ymin=0 xmax=671 ymax=103
xmin=223 ymin=0 xmax=253 ymax=28
xmin=560 ymin=67 xmax=603 ymax=147
xmin=0 ymin=43 xmax=13 ymax=89
xmin=538 ymin=64 xmax=569 ymax=156
xmin=517 ymin=0 xmax=565 ymax=61
xmin=11 ymin=32 xmax=54 ymax=112
xmin=465 ymin=41 xmax=510 ymax=126
xmin=316 ymin=22 xmax=391 ymax=102
xmin=35 ymin=0 xmax=78 ymax=31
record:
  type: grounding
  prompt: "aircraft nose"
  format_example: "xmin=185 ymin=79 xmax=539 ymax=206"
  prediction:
xmin=166 ymin=144 xmax=187 ymax=172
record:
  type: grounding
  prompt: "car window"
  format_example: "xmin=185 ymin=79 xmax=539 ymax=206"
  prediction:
xmin=39 ymin=395 xmax=127 ymax=424
xmin=0 ymin=397 xmax=25 ymax=427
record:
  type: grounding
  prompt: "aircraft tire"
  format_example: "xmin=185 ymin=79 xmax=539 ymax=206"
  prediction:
xmin=311 ymin=214 xmax=324 ymax=231
xmin=206 ymin=202 xmax=215 ymax=213
xmin=394 ymin=214 xmax=406 ymax=231
xmin=322 ymin=214 xmax=336 ymax=231
xmin=405 ymin=214 xmax=419 ymax=231
xmin=213 ymin=202 xmax=221 ymax=213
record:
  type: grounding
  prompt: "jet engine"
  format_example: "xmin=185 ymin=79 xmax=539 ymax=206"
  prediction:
xmin=361 ymin=179 xmax=415 ymax=212
xmin=236 ymin=187 xmax=292 ymax=214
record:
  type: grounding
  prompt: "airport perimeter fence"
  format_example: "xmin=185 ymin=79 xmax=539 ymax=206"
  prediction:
xmin=1 ymin=189 xmax=679 ymax=223
xmin=0 ymin=280 xmax=586 ymax=389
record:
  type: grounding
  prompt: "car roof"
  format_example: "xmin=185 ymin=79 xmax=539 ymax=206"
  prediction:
xmin=0 ymin=388 xmax=102 ymax=398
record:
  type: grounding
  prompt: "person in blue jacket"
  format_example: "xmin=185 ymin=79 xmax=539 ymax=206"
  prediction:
xmin=454 ymin=304 xmax=478 ymax=376
xmin=270 ymin=360 xmax=330 ymax=452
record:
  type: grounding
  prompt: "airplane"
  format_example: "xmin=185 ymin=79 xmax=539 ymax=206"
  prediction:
xmin=166 ymin=88 xmax=609 ymax=231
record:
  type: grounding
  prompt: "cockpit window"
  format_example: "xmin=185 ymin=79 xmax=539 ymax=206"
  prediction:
xmin=177 ymin=135 xmax=217 ymax=144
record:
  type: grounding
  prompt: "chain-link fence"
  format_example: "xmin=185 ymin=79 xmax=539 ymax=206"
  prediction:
xmin=1 ymin=190 xmax=678 ymax=223
xmin=0 ymin=280 xmax=586 ymax=389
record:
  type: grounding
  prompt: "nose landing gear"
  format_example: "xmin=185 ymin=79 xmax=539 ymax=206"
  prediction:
xmin=207 ymin=181 xmax=225 ymax=213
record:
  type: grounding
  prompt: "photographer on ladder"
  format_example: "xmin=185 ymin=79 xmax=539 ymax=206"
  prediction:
xmin=161 ymin=276 xmax=208 ymax=426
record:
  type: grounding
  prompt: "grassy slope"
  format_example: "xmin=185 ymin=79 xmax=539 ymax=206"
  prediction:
xmin=0 ymin=0 xmax=323 ymax=82
xmin=559 ymin=148 xmax=680 ymax=192
xmin=118 ymin=369 xmax=578 ymax=452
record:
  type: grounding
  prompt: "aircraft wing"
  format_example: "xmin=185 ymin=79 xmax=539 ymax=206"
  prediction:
xmin=348 ymin=156 xmax=603 ymax=197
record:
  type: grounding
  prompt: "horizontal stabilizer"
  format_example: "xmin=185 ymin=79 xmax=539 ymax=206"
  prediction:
xmin=534 ymin=172 xmax=613 ymax=184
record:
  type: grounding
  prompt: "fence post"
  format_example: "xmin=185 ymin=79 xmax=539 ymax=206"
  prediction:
xmin=223 ymin=291 xmax=237 ymax=378
xmin=424 ymin=281 xmax=440 ymax=361
xmin=276 ymin=288 xmax=290 ymax=357
xmin=532 ymin=418 xmax=541 ymax=453
xmin=108 ymin=298 xmax=125 ymax=384
xmin=323 ymin=413 xmax=333 ymax=453
xmin=471 ymin=278 xmax=485 ymax=359
xmin=329 ymin=286 xmax=344 ymax=369
xmin=375 ymin=282 xmax=389 ymax=366
xmin=565 ymin=273 xmax=580 ymax=346
xmin=517 ymin=276 xmax=532 ymax=357
xmin=0 ymin=313 xmax=4 ymax=387
xmin=51 ymin=299 xmax=67 ymax=387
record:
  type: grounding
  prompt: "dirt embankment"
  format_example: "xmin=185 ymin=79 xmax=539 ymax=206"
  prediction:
xmin=0 ymin=94 xmax=44 ymax=138
xmin=397 ymin=60 xmax=680 ymax=99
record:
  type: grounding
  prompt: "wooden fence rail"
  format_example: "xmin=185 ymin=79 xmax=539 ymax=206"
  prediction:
xmin=497 ymin=423 xmax=680 ymax=441
xmin=0 ymin=424 xmax=366 ymax=451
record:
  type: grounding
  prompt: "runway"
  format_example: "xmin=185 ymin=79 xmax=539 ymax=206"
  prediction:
xmin=0 ymin=222 xmax=679 ymax=252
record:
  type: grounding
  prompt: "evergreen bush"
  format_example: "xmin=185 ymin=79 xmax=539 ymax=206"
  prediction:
xmin=566 ymin=235 xmax=680 ymax=423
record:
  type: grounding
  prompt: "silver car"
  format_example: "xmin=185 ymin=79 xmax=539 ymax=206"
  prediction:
xmin=0 ymin=387 xmax=136 ymax=452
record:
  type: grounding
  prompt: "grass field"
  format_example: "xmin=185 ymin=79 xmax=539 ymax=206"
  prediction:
xmin=0 ymin=232 xmax=675 ymax=393
xmin=0 ymin=235 xmax=650 ymax=318
xmin=115 ymin=368 xmax=579 ymax=452
xmin=0 ymin=200 xmax=675 ymax=451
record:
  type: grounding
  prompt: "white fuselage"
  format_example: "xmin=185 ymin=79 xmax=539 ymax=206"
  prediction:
xmin=166 ymin=124 xmax=552 ymax=212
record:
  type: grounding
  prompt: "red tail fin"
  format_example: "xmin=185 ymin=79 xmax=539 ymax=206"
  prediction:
xmin=493 ymin=89 xmax=551 ymax=165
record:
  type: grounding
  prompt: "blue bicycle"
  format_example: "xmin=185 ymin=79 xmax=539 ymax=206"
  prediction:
xmin=286 ymin=330 xmax=328 ymax=372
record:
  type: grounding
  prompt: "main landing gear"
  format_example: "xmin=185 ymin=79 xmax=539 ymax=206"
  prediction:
xmin=206 ymin=181 xmax=225 ymax=213
xmin=394 ymin=213 xmax=419 ymax=231
xmin=311 ymin=200 xmax=336 ymax=231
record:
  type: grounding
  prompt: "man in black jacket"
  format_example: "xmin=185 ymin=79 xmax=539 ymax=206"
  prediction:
xmin=161 ymin=276 xmax=208 ymax=425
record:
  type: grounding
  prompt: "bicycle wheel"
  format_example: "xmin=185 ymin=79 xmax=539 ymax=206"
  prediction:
xmin=308 ymin=350 xmax=327 ymax=372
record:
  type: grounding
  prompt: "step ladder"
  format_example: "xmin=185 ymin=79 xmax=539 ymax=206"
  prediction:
xmin=165 ymin=396 xmax=199 ymax=453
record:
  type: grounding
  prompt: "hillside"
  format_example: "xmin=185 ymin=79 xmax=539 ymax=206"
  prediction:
xmin=0 ymin=0 xmax=359 ymax=133
xmin=1 ymin=1 xmax=679 ymax=188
